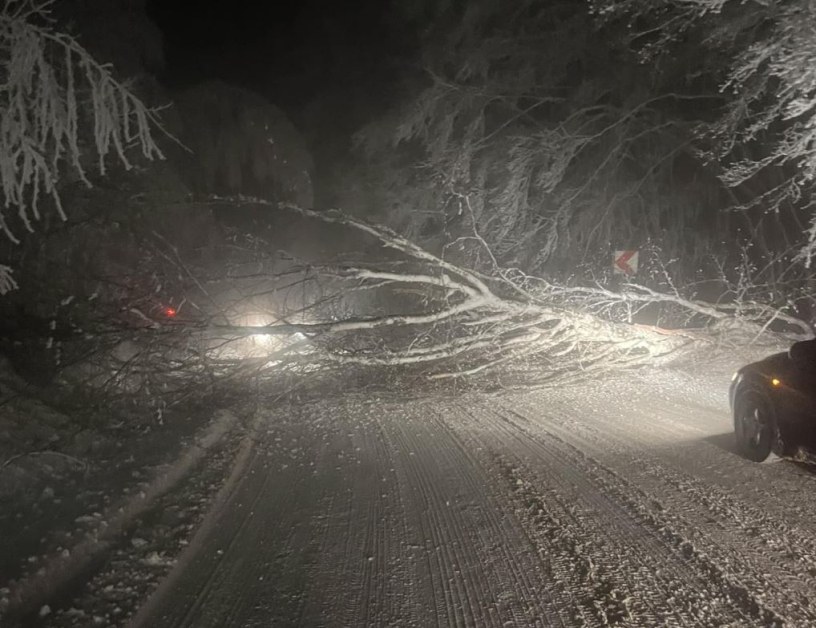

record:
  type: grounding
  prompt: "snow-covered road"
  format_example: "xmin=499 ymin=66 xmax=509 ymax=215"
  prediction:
xmin=133 ymin=367 xmax=816 ymax=627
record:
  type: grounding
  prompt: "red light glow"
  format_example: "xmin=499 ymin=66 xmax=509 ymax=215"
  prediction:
xmin=165 ymin=307 xmax=177 ymax=318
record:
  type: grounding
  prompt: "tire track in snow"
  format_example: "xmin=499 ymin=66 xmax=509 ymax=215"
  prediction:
xmin=133 ymin=406 xmax=342 ymax=627
xmin=297 ymin=398 xmax=414 ymax=627
xmin=502 ymin=395 xmax=814 ymax=625
xmin=510 ymin=391 xmax=816 ymax=619
xmin=376 ymin=400 xmax=566 ymax=627
xmin=385 ymin=412 xmax=501 ymax=626
xmin=448 ymin=401 xmax=743 ymax=627
xmin=532 ymin=383 xmax=816 ymax=526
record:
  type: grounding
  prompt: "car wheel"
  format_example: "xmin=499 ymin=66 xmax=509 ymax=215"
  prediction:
xmin=734 ymin=389 xmax=777 ymax=462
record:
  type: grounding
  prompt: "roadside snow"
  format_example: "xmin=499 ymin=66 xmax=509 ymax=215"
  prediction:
xmin=0 ymin=407 xmax=243 ymax=625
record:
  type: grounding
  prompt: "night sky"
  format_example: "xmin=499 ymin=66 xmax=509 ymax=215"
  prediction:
xmin=146 ymin=0 xmax=406 ymax=119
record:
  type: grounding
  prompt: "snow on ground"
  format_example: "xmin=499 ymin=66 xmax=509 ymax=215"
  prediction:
xmin=0 ymin=398 xmax=249 ymax=626
xmin=117 ymin=351 xmax=816 ymax=628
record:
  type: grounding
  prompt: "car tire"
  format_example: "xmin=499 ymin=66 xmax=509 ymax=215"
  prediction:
xmin=734 ymin=388 xmax=777 ymax=462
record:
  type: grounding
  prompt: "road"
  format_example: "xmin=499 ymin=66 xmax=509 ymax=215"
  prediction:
xmin=133 ymin=367 xmax=816 ymax=627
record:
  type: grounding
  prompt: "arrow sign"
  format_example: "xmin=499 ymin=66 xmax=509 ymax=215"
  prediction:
xmin=613 ymin=250 xmax=638 ymax=275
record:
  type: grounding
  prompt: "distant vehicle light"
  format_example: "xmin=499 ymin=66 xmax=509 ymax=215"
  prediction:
xmin=771 ymin=377 xmax=781 ymax=387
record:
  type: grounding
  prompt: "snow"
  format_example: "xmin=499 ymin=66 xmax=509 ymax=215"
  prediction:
xmin=0 ymin=403 xmax=245 ymax=626
xmin=8 ymin=352 xmax=816 ymax=627
xmin=121 ymin=359 xmax=816 ymax=627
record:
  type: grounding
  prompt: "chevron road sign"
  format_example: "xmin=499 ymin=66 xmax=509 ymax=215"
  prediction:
xmin=613 ymin=250 xmax=639 ymax=276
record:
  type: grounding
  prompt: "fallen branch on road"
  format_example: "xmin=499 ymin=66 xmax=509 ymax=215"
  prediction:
xmin=168 ymin=197 xmax=779 ymax=384
xmin=52 ymin=196 xmax=810 ymax=401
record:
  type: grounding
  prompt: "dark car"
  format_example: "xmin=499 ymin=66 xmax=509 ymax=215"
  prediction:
xmin=729 ymin=338 xmax=816 ymax=462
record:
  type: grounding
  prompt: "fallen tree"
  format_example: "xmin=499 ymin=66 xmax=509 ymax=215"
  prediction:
xmin=49 ymin=196 xmax=809 ymax=408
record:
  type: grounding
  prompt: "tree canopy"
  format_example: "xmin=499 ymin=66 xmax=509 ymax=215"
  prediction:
xmin=597 ymin=0 xmax=816 ymax=263
xmin=349 ymin=0 xmax=816 ymax=315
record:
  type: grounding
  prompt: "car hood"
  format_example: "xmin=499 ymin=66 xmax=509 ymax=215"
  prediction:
xmin=740 ymin=352 xmax=793 ymax=378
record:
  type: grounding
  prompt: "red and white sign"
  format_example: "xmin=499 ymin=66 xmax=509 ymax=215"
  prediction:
xmin=613 ymin=250 xmax=639 ymax=276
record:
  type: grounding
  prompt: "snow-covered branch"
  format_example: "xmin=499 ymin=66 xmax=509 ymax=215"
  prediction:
xmin=0 ymin=0 xmax=167 ymax=242
xmin=171 ymin=198 xmax=797 ymax=384
xmin=58 ymin=196 xmax=809 ymax=402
